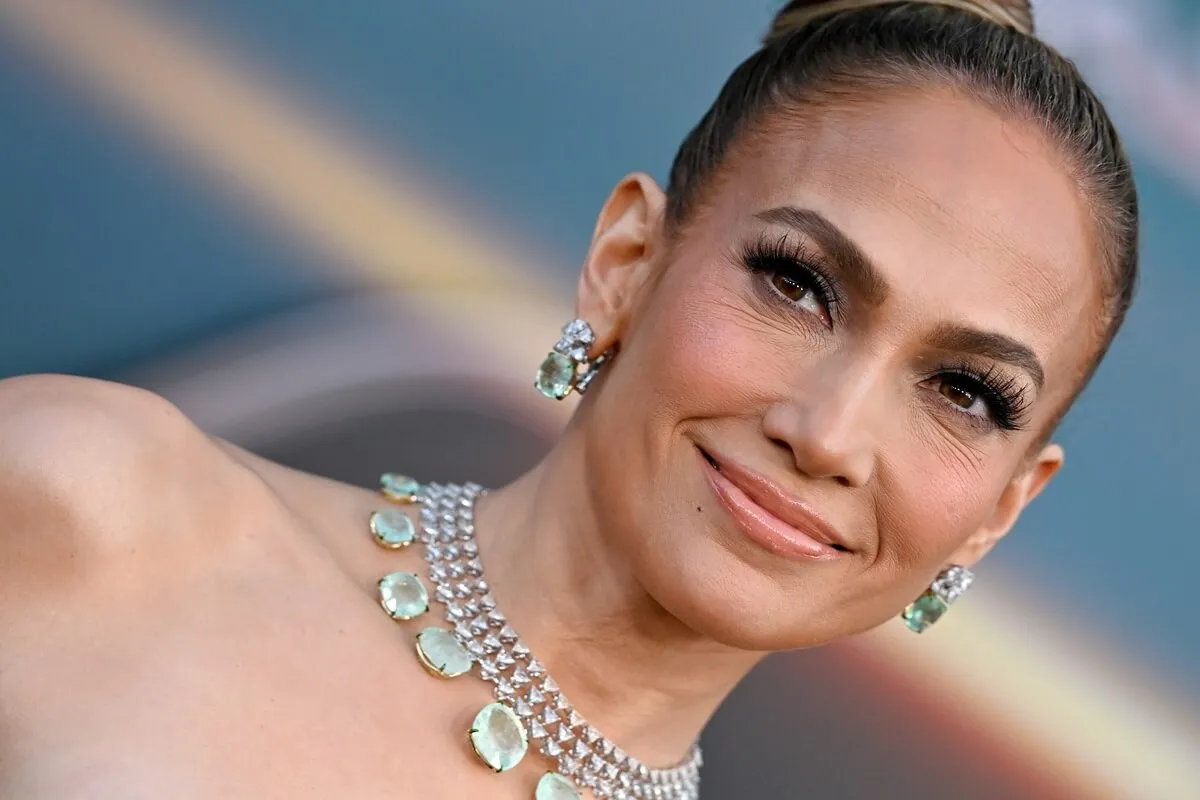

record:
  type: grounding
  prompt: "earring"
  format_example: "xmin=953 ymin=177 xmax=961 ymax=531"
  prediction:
xmin=534 ymin=319 xmax=613 ymax=400
xmin=902 ymin=565 xmax=975 ymax=633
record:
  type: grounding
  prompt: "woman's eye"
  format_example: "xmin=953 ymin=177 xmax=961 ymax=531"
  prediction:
xmin=770 ymin=272 xmax=809 ymax=302
xmin=768 ymin=271 xmax=829 ymax=323
xmin=939 ymin=380 xmax=982 ymax=413
xmin=924 ymin=367 xmax=1028 ymax=432
xmin=935 ymin=376 xmax=1009 ymax=421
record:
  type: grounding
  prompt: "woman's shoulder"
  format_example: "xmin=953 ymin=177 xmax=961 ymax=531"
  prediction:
xmin=0 ymin=374 xmax=277 ymax=593
xmin=0 ymin=379 xmax=422 ymax=795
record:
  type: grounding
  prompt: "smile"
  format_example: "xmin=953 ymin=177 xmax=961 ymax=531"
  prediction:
xmin=698 ymin=446 xmax=851 ymax=562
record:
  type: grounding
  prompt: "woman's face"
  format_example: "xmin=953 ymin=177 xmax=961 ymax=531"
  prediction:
xmin=577 ymin=87 xmax=1101 ymax=651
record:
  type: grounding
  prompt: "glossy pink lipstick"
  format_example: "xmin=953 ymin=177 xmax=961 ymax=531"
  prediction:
xmin=699 ymin=446 xmax=850 ymax=562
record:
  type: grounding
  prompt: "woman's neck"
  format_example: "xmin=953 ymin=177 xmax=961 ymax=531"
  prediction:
xmin=472 ymin=433 xmax=763 ymax=767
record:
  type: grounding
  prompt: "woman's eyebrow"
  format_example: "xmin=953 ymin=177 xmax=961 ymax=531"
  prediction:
xmin=754 ymin=206 xmax=889 ymax=307
xmin=755 ymin=206 xmax=1045 ymax=390
xmin=927 ymin=322 xmax=1046 ymax=391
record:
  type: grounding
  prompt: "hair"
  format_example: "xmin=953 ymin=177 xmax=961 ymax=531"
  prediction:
xmin=665 ymin=0 xmax=1138 ymax=394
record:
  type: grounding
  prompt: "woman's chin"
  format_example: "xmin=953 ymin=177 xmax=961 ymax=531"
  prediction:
xmin=627 ymin=531 xmax=863 ymax=652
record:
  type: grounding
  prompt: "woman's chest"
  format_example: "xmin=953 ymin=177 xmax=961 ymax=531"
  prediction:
xmin=1 ymin=519 xmax=549 ymax=799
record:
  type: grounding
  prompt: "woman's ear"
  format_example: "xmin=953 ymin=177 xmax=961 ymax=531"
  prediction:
xmin=576 ymin=173 xmax=667 ymax=352
xmin=947 ymin=443 xmax=1064 ymax=567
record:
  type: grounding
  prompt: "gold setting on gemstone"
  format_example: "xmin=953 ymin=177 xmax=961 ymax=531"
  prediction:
xmin=369 ymin=507 xmax=416 ymax=549
xmin=468 ymin=702 xmax=529 ymax=773
xmin=380 ymin=472 xmax=423 ymax=504
xmin=377 ymin=571 xmax=429 ymax=620
xmin=415 ymin=626 xmax=474 ymax=679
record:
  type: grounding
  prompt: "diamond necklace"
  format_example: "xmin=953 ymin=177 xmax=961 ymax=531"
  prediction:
xmin=371 ymin=475 xmax=703 ymax=800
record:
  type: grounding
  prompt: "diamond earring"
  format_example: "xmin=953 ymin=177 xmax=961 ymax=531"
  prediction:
xmin=534 ymin=319 xmax=613 ymax=400
xmin=901 ymin=565 xmax=975 ymax=633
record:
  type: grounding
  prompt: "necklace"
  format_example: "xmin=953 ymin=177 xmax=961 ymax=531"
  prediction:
xmin=370 ymin=475 xmax=703 ymax=800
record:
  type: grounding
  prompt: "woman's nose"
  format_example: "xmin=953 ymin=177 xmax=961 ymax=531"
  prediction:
xmin=761 ymin=355 xmax=883 ymax=488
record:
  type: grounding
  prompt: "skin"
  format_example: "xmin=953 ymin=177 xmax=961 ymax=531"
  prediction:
xmin=0 ymin=86 xmax=1101 ymax=797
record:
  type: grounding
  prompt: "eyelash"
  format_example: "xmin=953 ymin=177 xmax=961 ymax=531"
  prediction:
xmin=928 ymin=361 xmax=1032 ymax=432
xmin=740 ymin=233 xmax=840 ymax=325
xmin=739 ymin=233 xmax=1031 ymax=433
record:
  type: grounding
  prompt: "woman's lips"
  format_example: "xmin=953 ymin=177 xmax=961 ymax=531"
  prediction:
xmin=699 ymin=447 xmax=847 ymax=562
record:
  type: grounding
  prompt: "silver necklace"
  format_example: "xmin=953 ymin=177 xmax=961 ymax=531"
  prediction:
xmin=412 ymin=480 xmax=703 ymax=800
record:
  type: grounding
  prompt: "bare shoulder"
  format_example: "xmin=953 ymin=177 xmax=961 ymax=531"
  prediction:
xmin=0 ymin=374 xmax=276 ymax=598
xmin=0 ymin=378 xmax=425 ymax=797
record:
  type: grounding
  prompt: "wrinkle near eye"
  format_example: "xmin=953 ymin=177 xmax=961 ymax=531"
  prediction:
xmin=915 ymin=409 xmax=988 ymax=478
xmin=717 ymin=272 xmax=797 ymax=346
xmin=730 ymin=255 xmax=826 ymax=345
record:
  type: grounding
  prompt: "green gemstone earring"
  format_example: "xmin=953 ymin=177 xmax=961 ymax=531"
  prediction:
xmin=902 ymin=565 xmax=975 ymax=633
xmin=534 ymin=319 xmax=613 ymax=400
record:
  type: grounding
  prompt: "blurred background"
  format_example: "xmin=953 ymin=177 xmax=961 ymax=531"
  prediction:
xmin=1 ymin=1 xmax=1197 ymax=797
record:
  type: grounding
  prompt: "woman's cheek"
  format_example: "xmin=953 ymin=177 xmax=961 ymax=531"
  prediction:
xmin=644 ymin=272 xmax=791 ymax=414
xmin=881 ymin=446 xmax=995 ymax=569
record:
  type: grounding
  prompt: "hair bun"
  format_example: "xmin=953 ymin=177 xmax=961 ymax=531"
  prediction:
xmin=767 ymin=0 xmax=1035 ymax=43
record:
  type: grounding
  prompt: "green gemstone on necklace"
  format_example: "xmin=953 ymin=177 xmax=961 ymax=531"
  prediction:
xmin=380 ymin=472 xmax=422 ymax=503
xmin=378 ymin=571 xmax=429 ymax=620
xmin=414 ymin=627 xmax=473 ymax=678
xmin=369 ymin=507 xmax=415 ymax=549
xmin=902 ymin=590 xmax=948 ymax=633
xmin=468 ymin=702 xmax=528 ymax=773
xmin=534 ymin=352 xmax=576 ymax=400
xmin=536 ymin=771 xmax=582 ymax=799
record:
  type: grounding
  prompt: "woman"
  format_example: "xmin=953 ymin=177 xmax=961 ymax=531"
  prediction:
xmin=0 ymin=0 xmax=1137 ymax=797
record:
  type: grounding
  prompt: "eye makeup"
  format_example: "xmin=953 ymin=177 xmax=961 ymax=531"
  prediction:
xmin=737 ymin=231 xmax=1035 ymax=433
xmin=740 ymin=232 xmax=842 ymax=326
xmin=922 ymin=359 xmax=1032 ymax=432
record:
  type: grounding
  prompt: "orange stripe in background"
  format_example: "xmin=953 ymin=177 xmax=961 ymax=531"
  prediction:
xmin=1 ymin=1 xmax=1195 ymax=796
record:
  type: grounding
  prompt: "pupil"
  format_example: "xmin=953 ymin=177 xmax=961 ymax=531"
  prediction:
xmin=942 ymin=382 xmax=975 ymax=408
xmin=773 ymin=273 xmax=807 ymax=302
